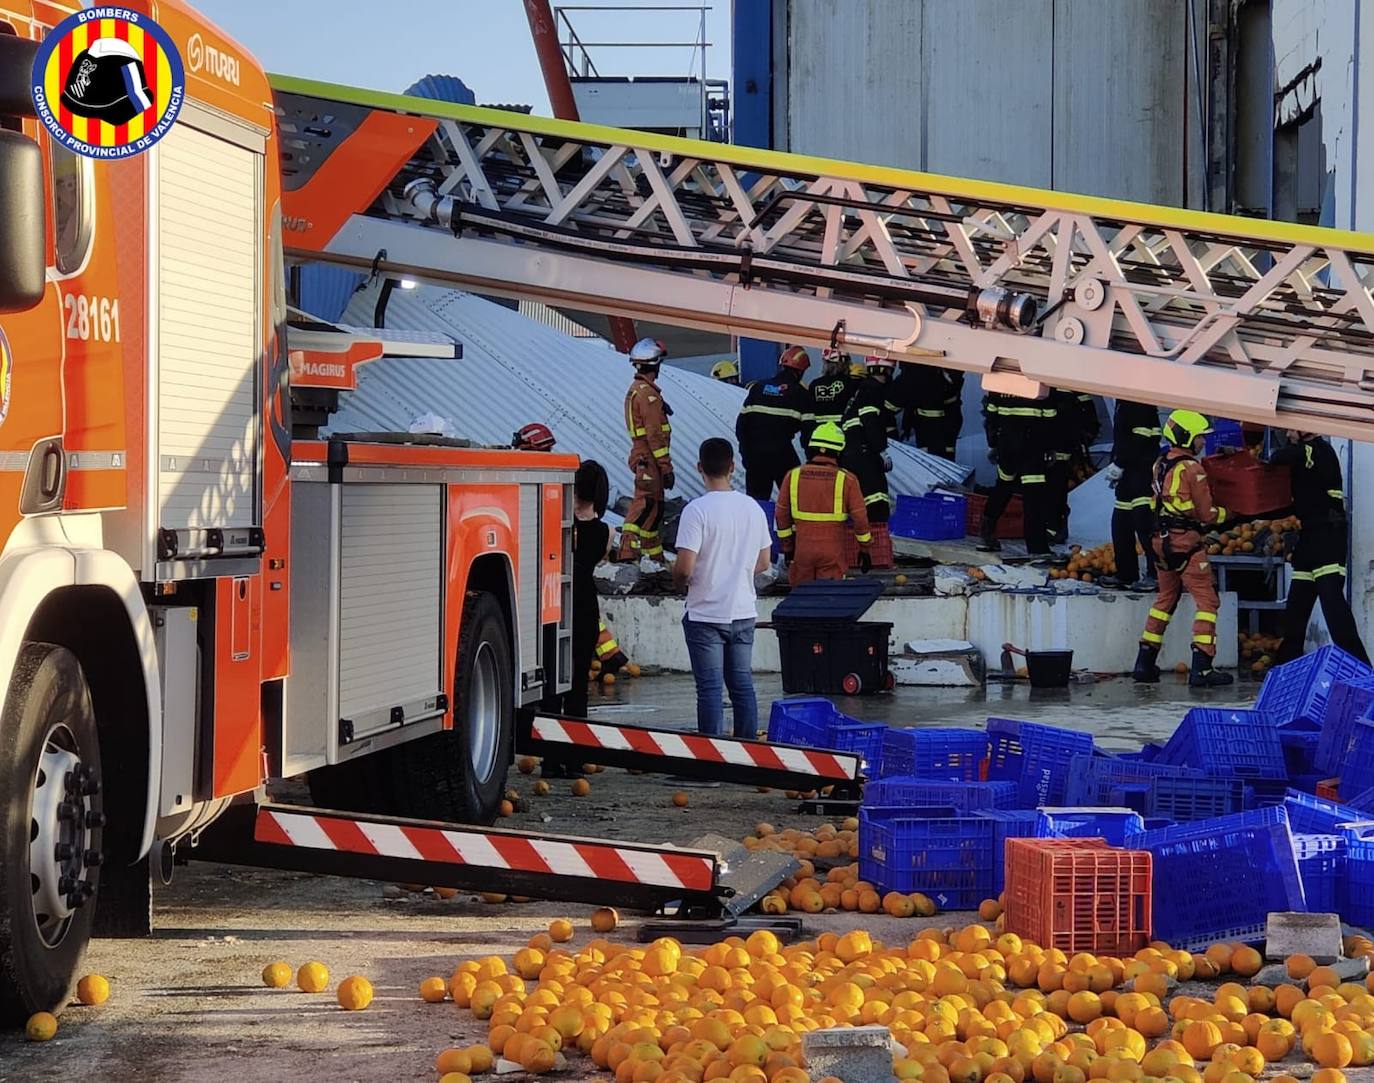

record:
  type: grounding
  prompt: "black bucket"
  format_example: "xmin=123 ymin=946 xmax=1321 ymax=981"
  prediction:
xmin=1026 ymin=649 xmax=1073 ymax=688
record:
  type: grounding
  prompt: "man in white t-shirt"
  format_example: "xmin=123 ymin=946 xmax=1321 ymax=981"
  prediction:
xmin=673 ymin=437 xmax=774 ymax=737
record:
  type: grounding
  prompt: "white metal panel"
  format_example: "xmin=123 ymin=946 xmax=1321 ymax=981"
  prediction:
xmin=518 ymin=483 xmax=539 ymax=684
xmin=337 ymin=484 xmax=444 ymax=729
xmin=156 ymin=123 xmax=259 ymax=529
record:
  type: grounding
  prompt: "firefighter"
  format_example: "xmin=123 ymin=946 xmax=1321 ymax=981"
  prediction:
xmin=840 ymin=355 xmax=898 ymax=524
xmin=617 ymin=337 xmax=674 ymax=562
xmin=775 ymin=422 xmax=873 ymax=584
xmin=977 ymin=391 xmax=1056 ymax=557
xmin=804 ymin=347 xmax=861 ymax=445
xmin=889 ymin=363 xmax=963 ymax=460
xmin=736 ymin=345 xmax=811 ymax=499
xmin=710 ymin=359 xmax=741 ymax=385
xmin=512 ymin=422 xmax=556 ymax=452
xmin=1102 ymin=400 xmax=1162 ymax=589
xmin=1046 ymin=388 xmax=1099 ymax=543
xmin=1133 ymin=410 xmax=1233 ymax=688
xmin=1267 ymin=431 xmax=1370 ymax=665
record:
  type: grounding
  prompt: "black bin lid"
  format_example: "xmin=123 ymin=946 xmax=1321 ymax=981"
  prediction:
xmin=771 ymin=576 xmax=884 ymax=623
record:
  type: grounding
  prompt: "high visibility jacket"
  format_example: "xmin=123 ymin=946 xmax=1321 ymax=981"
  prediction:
xmin=983 ymin=392 xmax=1057 ymax=459
xmin=624 ymin=373 xmax=673 ymax=473
xmin=737 ymin=368 xmax=808 ymax=460
xmin=1154 ymin=449 xmax=1227 ymax=533
xmin=840 ymin=378 xmax=892 ymax=457
xmin=805 ymin=372 xmax=862 ymax=441
xmin=1111 ymin=401 xmax=1163 ymax=471
xmin=774 ymin=455 xmax=872 ymax=547
xmin=1269 ymin=435 xmax=1346 ymax=527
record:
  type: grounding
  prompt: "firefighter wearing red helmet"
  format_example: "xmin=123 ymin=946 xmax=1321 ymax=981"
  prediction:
xmin=735 ymin=345 xmax=811 ymax=500
xmin=618 ymin=337 xmax=674 ymax=562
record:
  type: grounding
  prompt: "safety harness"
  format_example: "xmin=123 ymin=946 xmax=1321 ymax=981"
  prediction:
xmin=1153 ymin=452 xmax=1208 ymax=572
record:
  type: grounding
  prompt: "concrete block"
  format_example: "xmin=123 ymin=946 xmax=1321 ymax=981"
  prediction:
xmin=802 ymin=1025 xmax=895 ymax=1083
xmin=1266 ymin=912 xmax=1344 ymax=963
xmin=1326 ymin=956 xmax=1371 ymax=983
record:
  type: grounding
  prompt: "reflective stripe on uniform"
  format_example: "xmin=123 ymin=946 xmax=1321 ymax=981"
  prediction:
xmin=631 ymin=426 xmax=647 ymax=437
xmin=1141 ymin=630 xmax=1164 ymax=644
xmin=916 ymin=408 xmax=944 ymax=418
xmin=1132 ymin=427 xmax=1162 ymax=438
xmin=858 ymin=406 xmax=881 ymax=417
xmin=997 ymin=406 xmax=1053 ymax=417
xmin=641 ymin=545 xmax=664 ymax=557
xmin=1022 ymin=474 xmax=1046 ymax=484
xmin=1291 ymin=570 xmax=1316 ymax=582
xmin=1314 ymin=563 xmax=1346 ymax=578
xmin=854 ymin=531 xmax=873 ymax=543
xmin=997 ymin=468 xmax=1015 ymax=483
xmin=1193 ymin=634 xmax=1216 ymax=645
xmin=652 ymin=446 xmax=670 ymax=458
xmin=789 ymin=471 xmax=848 ymax=523
xmin=1195 ymin=611 xmax=1217 ymax=624
xmin=775 ymin=525 xmax=795 ymax=539
xmin=741 ymin=404 xmax=803 ymax=419
xmin=1149 ymin=608 xmax=1173 ymax=623
xmin=1115 ymin=496 xmax=1154 ymax=510
xmin=1328 ymin=489 xmax=1344 ymax=500
xmin=865 ymin=492 xmax=892 ymax=506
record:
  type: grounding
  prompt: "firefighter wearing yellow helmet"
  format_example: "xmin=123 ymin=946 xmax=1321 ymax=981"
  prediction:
xmin=774 ymin=422 xmax=872 ymax=585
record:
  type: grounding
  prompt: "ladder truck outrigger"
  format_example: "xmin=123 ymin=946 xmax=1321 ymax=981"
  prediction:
xmin=4 ymin=0 xmax=1374 ymax=1022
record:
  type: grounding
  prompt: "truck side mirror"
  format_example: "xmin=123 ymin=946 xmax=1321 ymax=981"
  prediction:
xmin=0 ymin=129 xmax=45 ymax=313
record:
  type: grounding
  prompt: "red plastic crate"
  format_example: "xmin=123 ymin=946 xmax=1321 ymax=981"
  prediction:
xmin=965 ymin=492 xmax=1024 ymax=540
xmin=1201 ymin=453 xmax=1291 ymax=517
xmin=1317 ymin=778 xmax=1341 ymax=800
xmin=1005 ymin=838 xmax=1152 ymax=955
xmin=845 ymin=522 xmax=893 ymax=570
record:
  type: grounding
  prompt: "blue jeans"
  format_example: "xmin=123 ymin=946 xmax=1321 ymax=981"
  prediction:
xmin=682 ymin=616 xmax=758 ymax=738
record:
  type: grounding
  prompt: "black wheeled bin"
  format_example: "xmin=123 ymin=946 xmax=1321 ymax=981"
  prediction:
xmin=761 ymin=578 xmax=893 ymax=695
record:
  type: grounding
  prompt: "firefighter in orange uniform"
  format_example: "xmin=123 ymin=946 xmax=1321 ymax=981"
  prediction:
xmin=1133 ymin=410 xmax=1234 ymax=688
xmin=618 ymin=337 xmax=675 ymax=562
xmin=774 ymin=423 xmax=873 ymax=584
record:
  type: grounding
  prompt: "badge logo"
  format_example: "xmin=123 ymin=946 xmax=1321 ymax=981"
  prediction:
xmin=32 ymin=7 xmax=185 ymax=159
xmin=0 ymin=328 xmax=12 ymax=430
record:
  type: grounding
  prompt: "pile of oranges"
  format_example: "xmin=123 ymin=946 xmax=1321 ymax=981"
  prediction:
xmin=429 ymin=921 xmax=1374 ymax=1083
xmin=1204 ymin=517 xmax=1299 ymax=558
xmin=1052 ymin=544 xmax=1117 ymax=583
xmin=1239 ymin=633 xmax=1283 ymax=676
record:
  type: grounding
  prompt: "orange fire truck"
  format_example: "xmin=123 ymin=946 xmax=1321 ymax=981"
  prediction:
xmin=7 ymin=0 xmax=1374 ymax=1025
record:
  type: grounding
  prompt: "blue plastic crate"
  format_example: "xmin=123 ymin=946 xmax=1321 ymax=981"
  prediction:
xmin=1316 ymin=675 xmax=1374 ymax=776
xmin=755 ymin=499 xmax=785 ymax=560
xmin=1035 ymin=807 xmax=1146 ymax=846
xmin=1339 ymin=720 xmax=1374 ymax=799
xmin=1282 ymin=729 xmax=1322 ymax=779
xmin=1279 ymin=790 xmax=1369 ymax=834
xmin=1161 ymin=708 xmax=1287 ymax=780
xmin=1109 ymin=784 xmax=1152 ymax=815
xmin=974 ymin=809 xmax=1041 ymax=895
xmin=859 ymin=807 xmax=994 ymax=908
xmin=1258 ymin=646 xmax=1372 ymax=732
xmin=1293 ymin=834 xmax=1346 ymax=915
xmin=1128 ymin=807 xmax=1305 ymax=950
xmin=986 ymin=718 xmax=1025 ymax=781
xmin=1245 ymin=779 xmax=1292 ymax=808
xmin=865 ymin=776 xmax=1017 ymax=813
xmin=890 ymin=491 xmax=967 ymax=541
xmin=1346 ymin=823 xmax=1374 ymax=926
xmin=1202 ymin=418 xmax=1243 ymax=456
xmin=1016 ymin=722 xmax=1095 ymax=806
xmin=767 ymin=697 xmax=837 ymax=747
xmin=1147 ymin=775 xmax=1247 ymax=822
xmin=881 ymin=727 xmax=986 ymax=781
xmin=1064 ymin=754 xmax=1203 ymax=805
xmin=1351 ymin=788 xmax=1374 ymax=813
xmin=830 ymin=722 xmax=887 ymax=775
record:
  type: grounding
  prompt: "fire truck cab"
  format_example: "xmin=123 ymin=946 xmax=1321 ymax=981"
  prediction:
xmin=0 ymin=1 xmax=571 ymax=1021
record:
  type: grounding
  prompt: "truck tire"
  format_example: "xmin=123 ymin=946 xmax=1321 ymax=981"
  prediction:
xmin=0 ymin=643 xmax=103 ymax=1023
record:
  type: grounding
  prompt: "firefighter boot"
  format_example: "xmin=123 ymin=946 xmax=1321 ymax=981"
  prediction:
xmin=1188 ymin=646 xmax=1234 ymax=688
xmin=1131 ymin=644 xmax=1161 ymax=684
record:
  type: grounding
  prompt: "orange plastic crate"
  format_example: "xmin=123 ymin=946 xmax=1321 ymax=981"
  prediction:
xmin=1317 ymin=778 xmax=1341 ymax=800
xmin=844 ymin=522 xmax=894 ymax=570
xmin=1005 ymin=838 xmax=1152 ymax=955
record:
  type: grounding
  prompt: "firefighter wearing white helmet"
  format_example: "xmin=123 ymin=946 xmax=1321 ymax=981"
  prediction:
xmin=838 ymin=354 xmax=898 ymax=530
xmin=619 ymin=338 xmax=674 ymax=563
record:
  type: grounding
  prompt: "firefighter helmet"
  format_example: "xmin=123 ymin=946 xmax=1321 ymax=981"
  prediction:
xmin=848 ymin=360 xmax=867 ymax=378
xmin=629 ymin=337 xmax=667 ymax=366
xmin=864 ymin=354 xmax=897 ymax=371
xmin=779 ymin=345 xmax=811 ymax=374
xmin=513 ymin=422 xmax=556 ymax=452
xmin=821 ymin=346 xmax=849 ymax=369
xmin=808 ymin=422 xmax=847 ymax=453
xmin=1162 ymin=409 xmax=1212 ymax=448
xmin=710 ymin=359 xmax=740 ymax=383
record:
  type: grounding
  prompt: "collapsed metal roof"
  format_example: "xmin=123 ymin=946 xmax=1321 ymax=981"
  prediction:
xmin=328 ymin=284 xmax=969 ymax=505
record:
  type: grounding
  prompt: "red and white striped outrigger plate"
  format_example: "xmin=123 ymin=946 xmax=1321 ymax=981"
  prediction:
xmin=526 ymin=714 xmax=860 ymax=783
xmin=255 ymin=806 xmax=716 ymax=893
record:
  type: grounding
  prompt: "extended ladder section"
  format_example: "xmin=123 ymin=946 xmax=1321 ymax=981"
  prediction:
xmin=272 ymin=75 xmax=1374 ymax=441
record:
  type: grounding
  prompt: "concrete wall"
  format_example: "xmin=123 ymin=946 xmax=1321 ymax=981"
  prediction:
xmin=779 ymin=0 xmax=1194 ymax=204
xmin=601 ymin=591 xmax=1238 ymax=674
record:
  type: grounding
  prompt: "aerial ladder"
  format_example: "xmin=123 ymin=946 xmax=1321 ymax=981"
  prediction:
xmin=272 ymin=75 xmax=1374 ymax=442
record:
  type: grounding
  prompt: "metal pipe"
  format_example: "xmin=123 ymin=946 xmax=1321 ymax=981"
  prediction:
xmin=524 ymin=0 xmax=639 ymax=353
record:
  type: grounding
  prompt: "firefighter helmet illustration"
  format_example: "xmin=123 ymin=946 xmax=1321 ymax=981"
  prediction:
xmin=60 ymin=39 xmax=154 ymax=126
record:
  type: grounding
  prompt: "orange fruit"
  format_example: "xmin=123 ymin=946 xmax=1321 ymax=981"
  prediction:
xmin=465 ymin=1046 xmax=494 ymax=1073
xmin=672 ymin=792 xmax=689 ymax=808
xmin=262 ymin=961 xmax=292 ymax=989
xmin=591 ymin=907 xmax=619 ymax=933
xmin=518 ymin=756 xmax=538 ymax=774
xmin=499 ymin=799 xmax=514 ymax=817
xmin=1286 ymin=953 xmax=1316 ymax=980
xmin=336 ymin=975 xmax=373 ymax=1010
xmin=1067 ymin=992 xmax=1103 ymax=1024
xmin=571 ymin=778 xmax=591 ymax=796
xmin=436 ymin=1049 xmax=473 ymax=1074
xmin=549 ymin=918 xmax=575 ymax=943
xmin=25 ymin=1012 xmax=57 ymax=1042
xmin=1312 ymin=1071 xmax=1347 ymax=1083
xmin=1313 ymin=1032 xmax=1354 ymax=1070
xmin=980 ymin=899 xmax=1003 ymax=921
xmin=420 ymin=975 xmax=449 ymax=1003
xmin=296 ymin=961 xmax=330 ymax=993
xmin=533 ymin=779 xmax=551 ymax=796
xmin=1308 ymin=965 xmax=1340 ymax=990
xmin=76 ymin=973 xmax=110 ymax=1006
xmin=1230 ymin=946 xmax=1262 ymax=977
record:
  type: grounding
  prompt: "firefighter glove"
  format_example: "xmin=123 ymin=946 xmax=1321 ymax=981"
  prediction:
xmin=857 ymin=550 xmax=873 ymax=573
xmin=881 ymin=453 xmax=893 ymax=473
xmin=662 ymin=469 xmax=676 ymax=491
xmin=1105 ymin=463 xmax=1123 ymax=487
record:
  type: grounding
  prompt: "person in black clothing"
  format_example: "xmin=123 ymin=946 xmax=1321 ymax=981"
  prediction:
xmin=736 ymin=345 xmax=811 ymax=499
xmin=1268 ymin=432 xmax=1370 ymax=665
xmin=841 ymin=355 xmax=898 ymax=523
xmin=1045 ymin=389 xmax=1100 ymax=544
xmin=804 ymin=347 xmax=862 ymax=445
xmin=978 ymin=391 xmax=1056 ymax=556
xmin=889 ymin=363 xmax=964 ymax=460
xmin=1102 ymin=401 xmax=1162 ymax=589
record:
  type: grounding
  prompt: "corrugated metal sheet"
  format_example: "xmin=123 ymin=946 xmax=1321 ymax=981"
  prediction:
xmin=404 ymin=74 xmax=476 ymax=105
xmin=328 ymin=285 xmax=966 ymax=505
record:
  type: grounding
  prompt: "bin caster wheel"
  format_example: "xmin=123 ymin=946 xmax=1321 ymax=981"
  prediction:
xmin=884 ymin=671 xmax=895 ymax=692
xmin=842 ymin=673 xmax=862 ymax=695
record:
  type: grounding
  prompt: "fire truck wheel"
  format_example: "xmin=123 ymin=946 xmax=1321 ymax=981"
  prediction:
xmin=0 ymin=643 xmax=103 ymax=1024
xmin=447 ymin=591 xmax=514 ymax=823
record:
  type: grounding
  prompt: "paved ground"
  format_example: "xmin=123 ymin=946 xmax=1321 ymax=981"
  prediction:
xmin=0 ymin=675 xmax=1264 ymax=1081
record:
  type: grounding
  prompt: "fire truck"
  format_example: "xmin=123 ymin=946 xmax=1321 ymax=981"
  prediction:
xmin=5 ymin=0 xmax=1374 ymax=1023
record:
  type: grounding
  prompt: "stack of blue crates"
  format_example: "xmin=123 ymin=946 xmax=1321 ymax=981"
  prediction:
xmin=1293 ymin=834 xmax=1346 ymax=914
xmin=767 ymin=696 xmax=886 ymax=775
xmin=1035 ymin=807 xmax=1145 ymax=846
xmin=1159 ymin=707 xmax=1287 ymax=782
xmin=859 ymin=806 xmax=994 ymax=908
xmin=1016 ymin=722 xmax=1095 ymax=806
xmin=880 ymin=727 xmax=986 ymax=781
xmin=1316 ymin=674 xmax=1374 ymax=776
xmin=975 ymin=809 xmax=1041 ymax=896
xmin=1339 ymin=720 xmax=1374 ymax=799
xmin=865 ymin=776 xmax=1016 ymax=812
xmin=1258 ymin=645 xmax=1372 ymax=731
